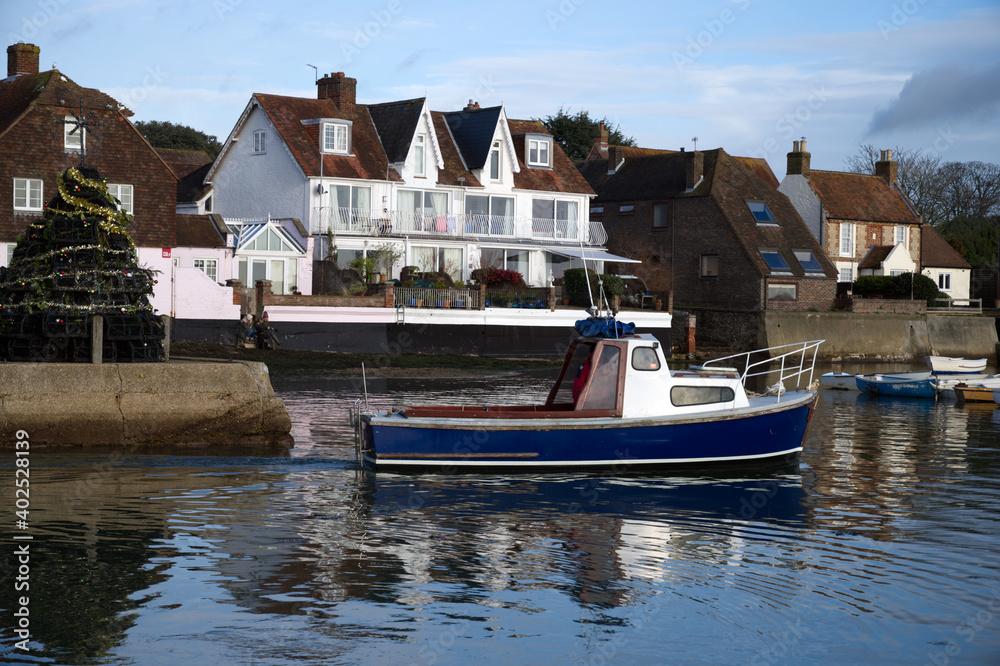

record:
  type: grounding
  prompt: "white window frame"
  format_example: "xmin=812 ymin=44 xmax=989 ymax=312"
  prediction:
xmin=527 ymin=137 xmax=551 ymax=167
xmin=13 ymin=178 xmax=43 ymax=212
xmin=895 ymin=224 xmax=908 ymax=248
xmin=322 ymin=122 xmax=350 ymax=154
xmin=413 ymin=133 xmax=426 ymax=177
xmin=64 ymin=115 xmax=84 ymax=151
xmin=107 ymin=183 xmax=133 ymax=214
xmin=4 ymin=242 xmax=17 ymax=268
xmin=253 ymin=130 xmax=266 ymax=154
xmin=489 ymin=140 xmax=500 ymax=180
xmin=194 ymin=257 xmax=219 ymax=283
xmin=938 ymin=272 xmax=951 ymax=291
xmin=839 ymin=222 xmax=855 ymax=257
xmin=838 ymin=266 xmax=854 ymax=282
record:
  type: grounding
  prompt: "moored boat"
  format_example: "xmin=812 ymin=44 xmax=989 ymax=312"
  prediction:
xmin=820 ymin=372 xmax=858 ymax=390
xmin=954 ymin=384 xmax=1000 ymax=404
xmin=351 ymin=319 xmax=823 ymax=472
xmin=855 ymin=374 xmax=937 ymax=399
xmin=925 ymin=356 xmax=988 ymax=374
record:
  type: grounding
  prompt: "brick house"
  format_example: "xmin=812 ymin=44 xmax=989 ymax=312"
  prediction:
xmin=0 ymin=42 xmax=237 ymax=321
xmin=579 ymin=141 xmax=837 ymax=312
xmin=205 ymin=73 xmax=611 ymax=289
xmin=779 ymin=141 xmax=923 ymax=284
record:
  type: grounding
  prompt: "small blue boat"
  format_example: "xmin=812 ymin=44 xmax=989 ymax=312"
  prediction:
xmin=855 ymin=373 xmax=937 ymax=398
xmin=351 ymin=319 xmax=823 ymax=472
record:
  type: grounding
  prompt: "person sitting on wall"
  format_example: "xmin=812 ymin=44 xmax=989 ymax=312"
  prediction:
xmin=255 ymin=312 xmax=280 ymax=349
xmin=245 ymin=315 xmax=257 ymax=343
xmin=237 ymin=314 xmax=254 ymax=346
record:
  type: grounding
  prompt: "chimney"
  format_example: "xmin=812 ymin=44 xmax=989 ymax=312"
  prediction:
xmin=608 ymin=145 xmax=626 ymax=174
xmin=786 ymin=138 xmax=811 ymax=176
xmin=464 ymin=99 xmax=480 ymax=111
xmin=875 ymin=148 xmax=897 ymax=187
xmin=317 ymin=72 xmax=356 ymax=114
xmin=685 ymin=150 xmax=704 ymax=190
xmin=597 ymin=122 xmax=609 ymax=151
xmin=7 ymin=43 xmax=40 ymax=78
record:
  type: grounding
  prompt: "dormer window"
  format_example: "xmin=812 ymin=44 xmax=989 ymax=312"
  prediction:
xmin=414 ymin=134 xmax=426 ymax=177
xmin=322 ymin=121 xmax=350 ymax=154
xmin=489 ymin=141 xmax=501 ymax=180
xmin=64 ymin=115 xmax=84 ymax=151
xmin=253 ymin=130 xmax=266 ymax=154
xmin=746 ymin=201 xmax=776 ymax=224
xmin=527 ymin=136 xmax=552 ymax=168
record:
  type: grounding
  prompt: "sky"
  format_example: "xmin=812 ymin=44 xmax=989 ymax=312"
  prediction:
xmin=4 ymin=0 xmax=999 ymax=177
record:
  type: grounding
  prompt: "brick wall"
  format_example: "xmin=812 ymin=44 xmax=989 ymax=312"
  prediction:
xmin=1 ymin=101 xmax=177 ymax=247
xmin=766 ymin=277 xmax=838 ymax=311
xmin=846 ymin=297 xmax=926 ymax=314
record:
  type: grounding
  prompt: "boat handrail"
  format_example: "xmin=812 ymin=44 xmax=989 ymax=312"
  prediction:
xmin=701 ymin=339 xmax=824 ymax=402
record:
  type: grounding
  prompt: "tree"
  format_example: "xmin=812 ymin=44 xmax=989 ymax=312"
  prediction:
xmin=937 ymin=215 xmax=1000 ymax=269
xmin=133 ymin=120 xmax=222 ymax=159
xmin=537 ymin=108 xmax=636 ymax=163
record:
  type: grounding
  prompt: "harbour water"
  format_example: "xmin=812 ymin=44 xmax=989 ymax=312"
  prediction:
xmin=2 ymin=364 xmax=1000 ymax=664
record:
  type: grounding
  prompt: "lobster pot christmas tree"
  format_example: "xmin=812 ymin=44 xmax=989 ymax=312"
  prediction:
xmin=0 ymin=166 xmax=165 ymax=362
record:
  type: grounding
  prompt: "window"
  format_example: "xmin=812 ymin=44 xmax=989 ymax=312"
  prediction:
xmin=482 ymin=248 xmax=528 ymax=280
xmin=580 ymin=346 xmax=620 ymax=411
xmin=4 ymin=242 xmax=17 ymax=268
xmin=938 ymin=273 xmax=951 ymax=291
xmin=107 ymin=183 xmax=133 ymax=214
xmin=895 ymin=225 xmax=908 ymax=247
xmin=411 ymin=246 xmax=463 ymax=280
xmin=13 ymin=178 xmax=42 ymax=211
xmin=253 ymin=130 xmax=266 ymax=153
xmin=838 ymin=266 xmax=854 ymax=282
xmin=890 ymin=269 xmax=906 ymax=277
xmin=746 ymin=201 xmax=776 ymax=223
xmin=590 ymin=205 xmax=604 ymax=215
xmin=619 ymin=204 xmax=634 ymax=213
xmin=64 ymin=115 xmax=84 ymax=151
xmin=466 ymin=194 xmax=514 ymax=234
xmin=528 ymin=137 xmax=551 ymax=167
xmin=322 ymin=122 xmax=350 ymax=154
xmin=700 ymin=254 xmax=719 ymax=277
xmin=839 ymin=222 xmax=855 ymax=257
xmin=489 ymin=140 xmax=500 ymax=180
xmin=759 ymin=249 xmax=791 ymax=273
xmin=793 ymin=249 xmax=823 ymax=273
xmin=653 ymin=203 xmax=670 ymax=229
xmin=768 ymin=283 xmax=797 ymax=300
xmin=413 ymin=133 xmax=426 ymax=176
xmin=194 ymin=258 xmax=218 ymax=282
xmin=632 ymin=347 xmax=661 ymax=371
xmin=331 ymin=185 xmax=371 ymax=213
xmin=671 ymin=385 xmax=735 ymax=407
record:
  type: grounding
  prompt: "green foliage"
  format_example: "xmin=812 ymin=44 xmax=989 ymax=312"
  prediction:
xmin=370 ymin=242 xmax=404 ymax=276
xmin=563 ymin=268 xmax=623 ymax=306
xmin=348 ymin=256 xmax=378 ymax=282
xmin=853 ymin=273 xmax=945 ymax=305
xmin=402 ymin=279 xmax=415 ymax=288
xmin=452 ymin=280 xmax=465 ymax=289
xmin=536 ymin=108 xmax=636 ymax=162
xmin=348 ymin=280 xmax=367 ymax=295
xmin=432 ymin=281 xmax=448 ymax=289
xmin=938 ymin=216 xmax=1000 ymax=268
xmin=134 ymin=120 xmax=222 ymax=159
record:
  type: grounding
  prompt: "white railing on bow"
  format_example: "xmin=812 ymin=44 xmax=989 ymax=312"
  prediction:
xmin=312 ymin=208 xmax=593 ymax=243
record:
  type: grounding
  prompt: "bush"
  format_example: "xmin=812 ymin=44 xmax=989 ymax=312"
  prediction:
xmin=483 ymin=269 xmax=525 ymax=287
xmin=348 ymin=280 xmax=367 ymax=296
xmin=453 ymin=280 xmax=465 ymax=289
xmin=853 ymin=273 xmax=945 ymax=305
xmin=432 ymin=281 xmax=448 ymax=289
xmin=563 ymin=268 xmax=623 ymax=306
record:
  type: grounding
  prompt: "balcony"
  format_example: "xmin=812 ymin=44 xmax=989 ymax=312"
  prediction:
xmin=312 ymin=208 xmax=605 ymax=245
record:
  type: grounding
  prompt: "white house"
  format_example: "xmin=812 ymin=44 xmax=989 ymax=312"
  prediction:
xmin=205 ymin=72 xmax=623 ymax=289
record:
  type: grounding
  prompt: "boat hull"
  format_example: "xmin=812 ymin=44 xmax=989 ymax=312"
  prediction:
xmin=926 ymin=356 xmax=988 ymax=374
xmin=820 ymin=372 xmax=857 ymax=390
xmin=361 ymin=392 xmax=815 ymax=472
xmin=856 ymin=375 xmax=936 ymax=398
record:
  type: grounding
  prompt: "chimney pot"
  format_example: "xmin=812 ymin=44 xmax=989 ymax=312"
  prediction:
xmin=786 ymin=140 xmax=811 ymax=177
xmin=317 ymin=72 xmax=356 ymax=113
xmin=875 ymin=149 xmax=898 ymax=187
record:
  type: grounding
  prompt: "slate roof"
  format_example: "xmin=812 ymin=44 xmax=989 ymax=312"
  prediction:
xmin=443 ymin=106 xmax=503 ymax=170
xmin=858 ymin=245 xmax=895 ymax=270
xmin=157 ymin=148 xmax=213 ymax=204
xmin=176 ymin=214 xmax=227 ymax=247
xmin=367 ymin=98 xmax=424 ymax=164
xmin=251 ymin=94 xmax=399 ymax=181
xmin=580 ymin=148 xmax=837 ymax=279
xmin=507 ymin=119 xmax=594 ymax=196
xmin=430 ymin=111 xmax=482 ymax=188
xmin=921 ymin=224 xmax=972 ymax=269
xmin=807 ymin=170 xmax=919 ymax=224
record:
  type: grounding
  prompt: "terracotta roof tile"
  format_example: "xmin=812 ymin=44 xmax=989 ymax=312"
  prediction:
xmin=507 ymin=119 xmax=594 ymax=195
xmin=858 ymin=245 xmax=894 ymax=270
xmin=156 ymin=148 xmax=212 ymax=180
xmin=921 ymin=224 xmax=972 ymax=269
xmin=807 ymin=170 xmax=919 ymax=224
xmin=176 ymin=214 xmax=226 ymax=248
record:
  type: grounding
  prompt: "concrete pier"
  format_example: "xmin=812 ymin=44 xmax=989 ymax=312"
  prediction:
xmin=0 ymin=360 xmax=292 ymax=448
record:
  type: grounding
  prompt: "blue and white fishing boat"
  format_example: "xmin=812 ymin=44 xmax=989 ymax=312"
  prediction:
xmin=855 ymin=373 xmax=937 ymax=398
xmin=351 ymin=318 xmax=823 ymax=472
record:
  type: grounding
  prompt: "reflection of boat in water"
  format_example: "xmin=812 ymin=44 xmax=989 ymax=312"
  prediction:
xmin=352 ymin=318 xmax=823 ymax=472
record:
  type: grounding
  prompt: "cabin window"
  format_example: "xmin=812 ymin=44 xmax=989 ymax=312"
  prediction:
xmin=580 ymin=346 xmax=620 ymax=411
xmin=670 ymin=386 xmax=735 ymax=407
xmin=632 ymin=347 xmax=660 ymax=371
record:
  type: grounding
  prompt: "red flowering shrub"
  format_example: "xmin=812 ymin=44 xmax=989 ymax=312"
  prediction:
xmin=484 ymin=269 xmax=525 ymax=287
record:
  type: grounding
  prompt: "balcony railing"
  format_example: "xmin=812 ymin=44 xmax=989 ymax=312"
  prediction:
xmin=313 ymin=208 xmax=602 ymax=244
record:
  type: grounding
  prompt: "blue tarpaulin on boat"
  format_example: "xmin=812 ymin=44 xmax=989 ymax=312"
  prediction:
xmin=574 ymin=317 xmax=636 ymax=338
